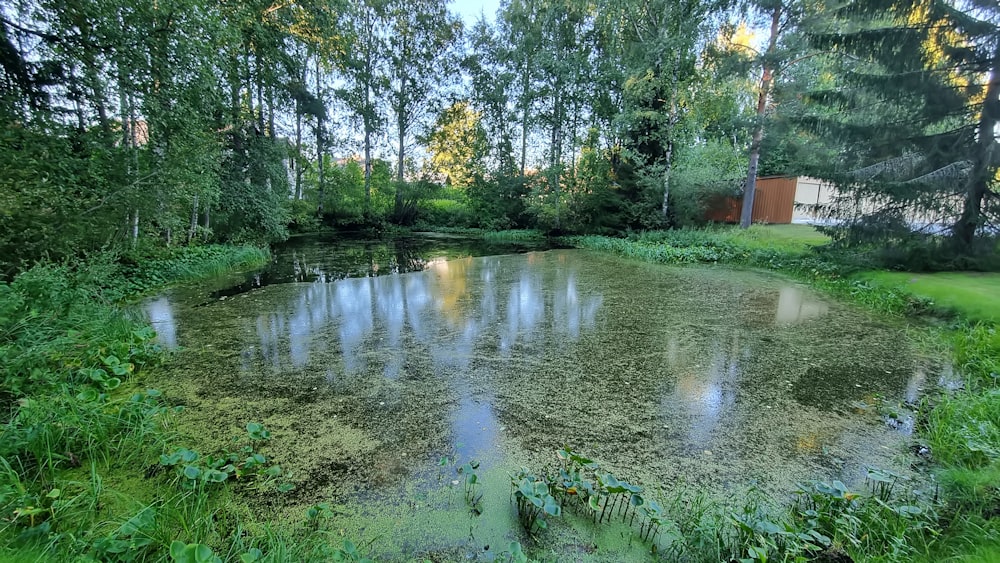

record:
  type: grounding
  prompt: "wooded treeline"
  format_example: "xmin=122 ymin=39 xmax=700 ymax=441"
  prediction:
xmin=2 ymin=0 xmax=999 ymax=274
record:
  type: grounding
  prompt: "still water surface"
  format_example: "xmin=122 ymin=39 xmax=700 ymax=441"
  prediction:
xmin=144 ymin=234 xmax=929 ymax=559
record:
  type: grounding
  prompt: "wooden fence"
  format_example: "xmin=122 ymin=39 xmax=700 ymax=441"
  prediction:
xmin=704 ymin=176 xmax=797 ymax=224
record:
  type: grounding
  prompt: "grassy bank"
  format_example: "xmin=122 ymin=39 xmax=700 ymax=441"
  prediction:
xmin=116 ymin=245 xmax=273 ymax=296
xmin=567 ymin=227 xmax=1000 ymax=561
xmin=864 ymin=271 xmax=1000 ymax=323
xmin=0 ymin=245 xmax=304 ymax=562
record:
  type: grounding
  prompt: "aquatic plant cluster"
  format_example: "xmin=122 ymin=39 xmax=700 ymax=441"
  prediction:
xmin=502 ymin=447 xmax=937 ymax=561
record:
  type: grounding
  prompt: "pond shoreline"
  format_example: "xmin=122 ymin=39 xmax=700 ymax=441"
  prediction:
xmin=142 ymin=234 xmax=938 ymax=561
xmin=3 ymin=230 xmax=995 ymax=562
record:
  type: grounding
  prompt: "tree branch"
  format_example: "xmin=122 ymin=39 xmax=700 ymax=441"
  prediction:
xmin=0 ymin=16 xmax=60 ymax=43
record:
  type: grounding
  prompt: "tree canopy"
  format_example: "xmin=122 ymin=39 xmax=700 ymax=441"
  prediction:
xmin=2 ymin=0 xmax=999 ymax=273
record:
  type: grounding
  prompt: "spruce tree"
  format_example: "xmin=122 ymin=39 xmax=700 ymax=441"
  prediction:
xmin=805 ymin=0 xmax=1000 ymax=258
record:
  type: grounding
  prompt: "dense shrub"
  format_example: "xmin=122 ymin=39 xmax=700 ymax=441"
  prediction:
xmin=467 ymin=175 xmax=531 ymax=230
xmin=416 ymin=198 xmax=474 ymax=228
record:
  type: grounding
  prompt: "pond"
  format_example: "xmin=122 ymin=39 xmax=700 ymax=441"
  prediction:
xmin=143 ymin=233 xmax=930 ymax=560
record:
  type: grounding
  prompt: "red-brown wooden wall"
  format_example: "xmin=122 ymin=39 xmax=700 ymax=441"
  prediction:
xmin=704 ymin=176 xmax=797 ymax=224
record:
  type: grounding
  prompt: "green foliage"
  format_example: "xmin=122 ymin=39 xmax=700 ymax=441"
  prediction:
xmin=0 ymin=125 xmax=117 ymax=275
xmin=0 ymin=261 xmax=161 ymax=401
xmin=169 ymin=541 xmax=222 ymax=563
xmin=802 ymin=0 xmax=1000 ymax=252
xmin=216 ymin=136 xmax=291 ymax=245
xmin=0 ymin=246 xmax=285 ymax=561
xmin=424 ymin=101 xmax=488 ymax=189
xmin=670 ymin=140 xmax=746 ymax=227
xmin=789 ymin=474 xmax=937 ymax=561
xmin=510 ymin=468 xmax=561 ymax=533
xmin=415 ymin=196 xmax=474 ymax=229
xmin=314 ymin=159 xmax=395 ymax=228
xmin=511 ymin=447 xmax=938 ymax=562
xmin=458 ymin=460 xmax=481 ymax=508
xmin=287 ymin=198 xmax=322 ymax=234
xmin=158 ymin=423 xmax=287 ymax=492
xmin=467 ymin=176 xmax=531 ymax=230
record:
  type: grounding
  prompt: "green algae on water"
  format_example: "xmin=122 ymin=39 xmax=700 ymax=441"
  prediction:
xmin=142 ymin=238 xmax=929 ymax=559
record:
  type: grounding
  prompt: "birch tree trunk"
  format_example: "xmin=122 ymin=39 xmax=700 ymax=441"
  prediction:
xmin=520 ymin=62 xmax=530 ymax=176
xmin=188 ymin=194 xmax=199 ymax=244
xmin=394 ymin=34 xmax=409 ymax=215
xmin=315 ymin=55 xmax=324 ymax=215
xmin=662 ymin=53 xmax=682 ymax=220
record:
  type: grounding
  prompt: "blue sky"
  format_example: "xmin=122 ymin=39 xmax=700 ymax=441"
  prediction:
xmin=450 ymin=0 xmax=501 ymax=25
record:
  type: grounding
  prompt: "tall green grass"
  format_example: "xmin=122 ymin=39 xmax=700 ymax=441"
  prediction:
xmin=0 ymin=246 xmax=275 ymax=562
xmin=117 ymin=245 xmax=270 ymax=296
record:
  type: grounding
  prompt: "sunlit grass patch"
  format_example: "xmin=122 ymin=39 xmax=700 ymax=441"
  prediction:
xmin=743 ymin=224 xmax=831 ymax=251
xmin=864 ymin=271 xmax=1000 ymax=323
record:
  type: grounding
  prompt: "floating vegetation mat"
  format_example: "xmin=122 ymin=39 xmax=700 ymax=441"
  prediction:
xmin=143 ymin=244 xmax=931 ymax=560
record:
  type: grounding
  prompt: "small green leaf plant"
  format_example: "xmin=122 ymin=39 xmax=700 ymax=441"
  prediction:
xmin=458 ymin=460 xmax=482 ymax=510
xmin=169 ymin=541 xmax=222 ymax=563
xmin=510 ymin=468 xmax=561 ymax=533
xmin=158 ymin=423 xmax=290 ymax=491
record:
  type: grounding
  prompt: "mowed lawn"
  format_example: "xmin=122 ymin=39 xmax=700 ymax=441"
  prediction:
xmin=751 ymin=224 xmax=830 ymax=250
xmin=865 ymin=271 xmax=1000 ymax=323
xmin=718 ymin=224 xmax=831 ymax=254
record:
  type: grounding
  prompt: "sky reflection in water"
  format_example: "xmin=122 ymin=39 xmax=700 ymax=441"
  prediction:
xmin=144 ymin=245 xmax=922 ymax=494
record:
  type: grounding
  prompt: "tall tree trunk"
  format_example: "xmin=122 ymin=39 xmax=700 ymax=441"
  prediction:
xmin=740 ymin=5 xmax=781 ymax=229
xmin=315 ymin=55 xmax=324 ymax=215
xmin=267 ymin=84 xmax=275 ymax=137
xmin=394 ymin=111 xmax=405 ymax=216
xmin=550 ymin=85 xmax=563 ymax=230
xmin=188 ymin=194 xmax=199 ymax=244
xmin=295 ymin=105 xmax=303 ymax=199
xmin=520 ymin=59 xmax=530 ymax=177
xmin=364 ymin=128 xmax=373 ymax=213
xmin=362 ymin=7 xmax=374 ymax=216
xmin=394 ymin=36 xmax=408 ymax=216
xmin=131 ymin=208 xmax=139 ymax=246
xmin=256 ymin=54 xmax=265 ymax=133
xmin=295 ymin=59 xmax=304 ymax=200
xmin=72 ymin=87 xmax=85 ymax=132
xmin=230 ymin=53 xmax=241 ymax=126
xmin=245 ymin=52 xmax=254 ymax=125
xmin=662 ymin=141 xmax=675 ymax=219
xmin=662 ymin=53 xmax=682 ymax=220
xmin=954 ymin=41 xmax=1000 ymax=250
